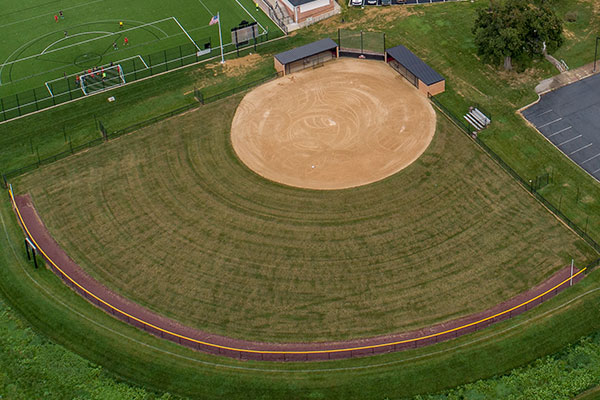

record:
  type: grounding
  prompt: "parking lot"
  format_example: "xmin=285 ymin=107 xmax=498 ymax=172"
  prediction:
xmin=522 ymin=73 xmax=600 ymax=182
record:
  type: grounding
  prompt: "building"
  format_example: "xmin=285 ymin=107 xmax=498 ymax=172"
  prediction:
xmin=386 ymin=45 xmax=446 ymax=96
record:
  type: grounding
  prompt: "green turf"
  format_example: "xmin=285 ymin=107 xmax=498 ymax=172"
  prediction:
xmin=3 ymin=191 xmax=600 ymax=399
xmin=1 ymin=0 xmax=600 ymax=397
xmin=13 ymin=86 xmax=597 ymax=342
xmin=0 ymin=0 xmax=280 ymax=98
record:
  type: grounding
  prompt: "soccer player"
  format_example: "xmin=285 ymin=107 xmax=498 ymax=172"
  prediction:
xmin=119 ymin=21 xmax=124 ymax=29
xmin=54 ymin=15 xmax=58 ymax=23
xmin=113 ymin=41 xmax=118 ymax=50
xmin=59 ymin=10 xmax=64 ymax=19
xmin=124 ymin=37 xmax=129 ymax=46
xmin=64 ymin=30 xmax=68 ymax=37
xmin=75 ymin=75 xmax=80 ymax=87
xmin=255 ymin=2 xmax=259 ymax=11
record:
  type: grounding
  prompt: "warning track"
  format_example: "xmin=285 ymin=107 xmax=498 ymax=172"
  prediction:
xmin=10 ymin=191 xmax=585 ymax=362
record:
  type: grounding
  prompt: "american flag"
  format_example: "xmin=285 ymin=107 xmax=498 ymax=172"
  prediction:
xmin=209 ymin=15 xmax=219 ymax=26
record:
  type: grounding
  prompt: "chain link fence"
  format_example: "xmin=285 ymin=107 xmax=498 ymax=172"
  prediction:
xmin=429 ymin=94 xmax=600 ymax=257
xmin=0 ymin=32 xmax=274 ymax=123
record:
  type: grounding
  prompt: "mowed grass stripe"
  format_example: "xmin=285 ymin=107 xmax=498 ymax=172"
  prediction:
xmin=15 ymin=92 xmax=597 ymax=342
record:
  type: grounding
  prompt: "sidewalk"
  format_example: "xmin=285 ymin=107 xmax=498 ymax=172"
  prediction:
xmin=536 ymin=61 xmax=600 ymax=95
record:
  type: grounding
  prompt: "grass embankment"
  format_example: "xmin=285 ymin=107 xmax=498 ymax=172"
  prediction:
xmin=14 ymin=92 xmax=596 ymax=342
xmin=2 ymin=190 xmax=600 ymax=399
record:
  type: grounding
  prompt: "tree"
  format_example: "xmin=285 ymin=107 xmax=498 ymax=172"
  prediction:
xmin=472 ymin=0 xmax=564 ymax=71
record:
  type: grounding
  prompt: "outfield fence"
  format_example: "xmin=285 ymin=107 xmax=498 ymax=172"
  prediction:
xmin=429 ymin=94 xmax=600 ymax=256
xmin=0 ymin=32 xmax=273 ymax=123
xmin=8 ymin=184 xmax=595 ymax=361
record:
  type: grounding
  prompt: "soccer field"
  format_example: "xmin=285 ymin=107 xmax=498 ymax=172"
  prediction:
xmin=0 ymin=0 xmax=280 ymax=99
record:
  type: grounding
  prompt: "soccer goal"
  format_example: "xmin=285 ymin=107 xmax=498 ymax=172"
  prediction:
xmin=80 ymin=64 xmax=126 ymax=96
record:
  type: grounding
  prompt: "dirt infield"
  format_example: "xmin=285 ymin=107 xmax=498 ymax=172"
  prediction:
xmin=231 ymin=58 xmax=436 ymax=190
xmin=12 ymin=192 xmax=585 ymax=361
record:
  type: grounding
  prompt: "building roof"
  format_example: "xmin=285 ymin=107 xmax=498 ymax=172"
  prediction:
xmin=288 ymin=0 xmax=320 ymax=5
xmin=386 ymin=45 xmax=444 ymax=86
xmin=274 ymin=38 xmax=338 ymax=65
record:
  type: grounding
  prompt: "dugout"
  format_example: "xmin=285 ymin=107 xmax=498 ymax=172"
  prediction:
xmin=274 ymin=38 xmax=339 ymax=76
xmin=385 ymin=45 xmax=445 ymax=96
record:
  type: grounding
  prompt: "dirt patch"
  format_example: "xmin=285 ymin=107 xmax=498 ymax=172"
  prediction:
xmin=206 ymin=53 xmax=264 ymax=77
xmin=230 ymin=58 xmax=436 ymax=190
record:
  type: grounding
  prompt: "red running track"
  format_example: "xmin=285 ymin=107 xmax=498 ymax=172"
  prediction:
xmin=11 ymin=192 xmax=585 ymax=361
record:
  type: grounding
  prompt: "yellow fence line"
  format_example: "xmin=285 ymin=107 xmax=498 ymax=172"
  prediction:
xmin=8 ymin=186 xmax=586 ymax=356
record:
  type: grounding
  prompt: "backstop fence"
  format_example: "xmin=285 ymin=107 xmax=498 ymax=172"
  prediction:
xmin=0 ymin=32 xmax=273 ymax=123
xmin=338 ymin=29 xmax=386 ymax=60
xmin=429 ymin=94 xmax=600 ymax=256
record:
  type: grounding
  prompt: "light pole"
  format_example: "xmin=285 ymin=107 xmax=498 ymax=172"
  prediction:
xmin=594 ymin=36 xmax=600 ymax=73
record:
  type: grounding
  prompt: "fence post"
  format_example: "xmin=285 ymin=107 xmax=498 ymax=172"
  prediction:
xmin=15 ymin=94 xmax=21 ymax=116
xmin=33 ymin=89 xmax=39 ymax=111
xmin=2 ymin=174 xmax=7 ymax=189
xmin=67 ymin=77 xmax=73 ymax=100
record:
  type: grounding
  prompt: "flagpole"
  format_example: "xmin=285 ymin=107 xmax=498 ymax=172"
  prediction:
xmin=217 ymin=11 xmax=225 ymax=64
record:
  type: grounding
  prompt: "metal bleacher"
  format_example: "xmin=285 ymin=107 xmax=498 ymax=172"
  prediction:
xmin=464 ymin=107 xmax=491 ymax=131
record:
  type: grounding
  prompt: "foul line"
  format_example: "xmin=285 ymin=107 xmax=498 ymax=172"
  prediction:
xmin=7 ymin=186 xmax=586 ymax=358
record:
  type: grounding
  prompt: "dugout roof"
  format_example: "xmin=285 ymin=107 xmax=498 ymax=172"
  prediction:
xmin=275 ymin=38 xmax=338 ymax=65
xmin=386 ymin=45 xmax=444 ymax=86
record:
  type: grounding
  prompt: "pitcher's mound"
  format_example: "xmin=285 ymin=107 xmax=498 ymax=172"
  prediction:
xmin=230 ymin=58 xmax=436 ymax=190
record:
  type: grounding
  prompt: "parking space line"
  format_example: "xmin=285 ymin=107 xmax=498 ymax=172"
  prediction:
xmin=534 ymin=109 xmax=553 ymax=118
xmin=593 ymin=166 xmax=600 ymax=174
xmin=558 ymin=135 xmax=582 ymax=146
xmin=582 ymin=153 xmax=600 ymax=164
xmin=537 ymin=118 xmax=562 ymax=128
xmin=548 ymin=126 xmax=572 ymax=137
xmin=570 ymin=143 xmax=593 ymax=155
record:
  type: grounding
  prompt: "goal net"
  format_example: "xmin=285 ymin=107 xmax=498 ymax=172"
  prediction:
xmin=80 ymin=64 xmax=126 ymax=96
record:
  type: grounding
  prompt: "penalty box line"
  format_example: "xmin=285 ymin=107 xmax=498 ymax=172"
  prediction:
xmin=44 ymin=55 xmax=148 ymax=97
xmin=0 ymin=17 xmax=176 ymax=69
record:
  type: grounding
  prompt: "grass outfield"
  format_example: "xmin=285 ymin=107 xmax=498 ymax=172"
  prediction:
xmin=2 ymin=193 xmax=600 ymax=399
xmin=14 ymin=86 xmax=597 ymax=342
xmin=0 ymin=0 xmax=279 ymax=97
xmin=1 ymin=0 xmax=600 ymax=397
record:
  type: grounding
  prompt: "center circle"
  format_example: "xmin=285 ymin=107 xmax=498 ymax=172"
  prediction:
xmin=230 ymin=58 xmax=437 ymax=190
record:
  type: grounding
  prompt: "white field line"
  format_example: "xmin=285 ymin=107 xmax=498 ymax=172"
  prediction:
xmin=0 ymin=0 xmax=105 ymax=30
xmin=45 ymin=55 xmax=150 ymax=85
xmin=197 ymin=0 xmax=214 ymax=15
xmin=0 ymin=17 xmax=174 ymax=68
xmin=44 ymin=82 xmax=53 ymax=97
xmin=0 ymin=34 xmax=288 ymax=125
xmin=137 ymin=54 xmax=149 ymax=69
xmin=0 ymin=18 xmax=169 ymax=85
xmin=42 ymin=31 xmax=112 ymax=54
xmin=172 ymin=17 xmax=201 ymax=51
xmin=234 ymin=0 xmax=267 ymax=33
